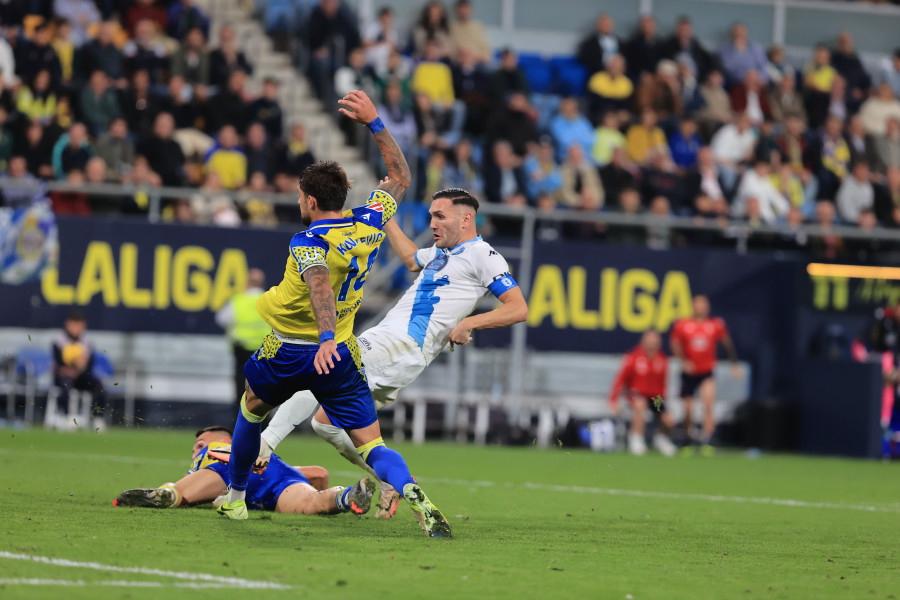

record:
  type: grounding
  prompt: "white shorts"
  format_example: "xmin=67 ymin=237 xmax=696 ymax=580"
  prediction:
xmin=357 ymin=326 xmax=427 ymax=410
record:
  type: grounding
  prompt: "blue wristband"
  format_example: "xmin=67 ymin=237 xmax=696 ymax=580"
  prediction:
xmin=366 ymin=116 xmax=384 ymax=135
xmin=319 ymin=331 xmax=335 ymax=344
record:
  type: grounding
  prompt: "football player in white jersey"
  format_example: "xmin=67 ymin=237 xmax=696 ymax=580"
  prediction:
xmin=256 ymin=188 xmax=528 ymax=516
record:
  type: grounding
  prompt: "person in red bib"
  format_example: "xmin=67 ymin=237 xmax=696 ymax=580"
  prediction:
xmin=609 ymin=330 xmax=677 ymax=456
xmin=669 ymin=295 xmax=742 ymax=455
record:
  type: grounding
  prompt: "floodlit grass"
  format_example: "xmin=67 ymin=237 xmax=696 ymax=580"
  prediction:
xmin=0 ymin=428 xmax=898 ymax=599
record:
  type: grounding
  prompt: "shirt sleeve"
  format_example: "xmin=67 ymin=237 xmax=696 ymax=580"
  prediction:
xmin=476 ymin=246 xmax=519 ymax=298
xmin=290 ymin=232 xmax=330 ymax=277
xmin=608 ymin=354 xmax=633 ymax=410
xmin=350 ymin=189 xmax=398 ymax=229
xmin=715 ymin=318 xmax=729 ymax=341
xmin=414 ymin=245 xmax=439 ymax=269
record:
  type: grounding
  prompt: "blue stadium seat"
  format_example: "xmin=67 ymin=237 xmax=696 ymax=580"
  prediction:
xmin=15 ymin=348 xmax=52 ymax=378
xmin=521 ymin=60 xmax=553 ymax=94
xmin=92 ymin=353 xmax=115 ymax=379
xmin=264 ymin=0 xmax=297 ymax=33
xmin=551 ymin=56 xmax=587 ymax=96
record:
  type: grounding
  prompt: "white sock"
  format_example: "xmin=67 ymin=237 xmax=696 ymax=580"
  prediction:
xmin=227 ymin=487 xmax=246 ymax=503
xmin=311 ymin=419 xmax=383 ymax=486
xmin=260 ymin=391 xmax=319 ymax=451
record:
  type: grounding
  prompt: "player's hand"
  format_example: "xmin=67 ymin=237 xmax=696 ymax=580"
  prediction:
xmin=682 ymin=361 xmax=696 ymax=375
xmin=448 ymin=322 xmax=473 ymax=349
xmin=730 ymin=364 xmax=744 ymax=380
xmin=338 ymin=90 xmax=378 ymax=125
xmin=314 ymin=339 xmax=341 ymax=375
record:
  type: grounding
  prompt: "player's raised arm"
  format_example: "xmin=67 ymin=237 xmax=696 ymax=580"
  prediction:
xmin=304 ymin=265 xmax=341 ymax=375
xmin=384 ymin=219 xmax=423 ymax=272
xmin=338 ymin=90 xmax=411 ymax=202
xmin=448 ymin=287 xmax=529 ymax=346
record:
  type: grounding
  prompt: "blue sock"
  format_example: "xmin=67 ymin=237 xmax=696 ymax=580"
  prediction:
xmin=363 ymin=444 xmax=415 ymax=492
xmin=228 ymin=396 xmax=265 ymax=495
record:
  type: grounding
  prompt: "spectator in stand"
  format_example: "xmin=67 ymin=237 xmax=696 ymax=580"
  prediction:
xmin=729 ymin=68 xmax=770 ymax=126
xmin=0 ymin=21 xmax=15 ymax=87
xmin=832 ymin=31 xmax=870 ymax=114
xmin=452 ymin=45 xmax=491 ymax=134
xmin=634 ymin=59 xmax=682 ymax=124
xmin=19 ymin=121 xmax=54 ymax=179
xmin=16 ymin=69 xmax=56 ymax=124
xmin=248 ymin=77 xmax=283 ymax=141
xmin=442 ymin=138 xmax=482 ymax=196
xmin=0 ymin=74 xmax=14 ymax=118
xmin=811 ymin=200 xmax=843 ymax=258
xmin=624 ymin=14 xmax=664 ymax=82
xmin=125 ymin=0 xmax=166 ymax=36
xmin=486 ymin=91 xmax=537 ymax=157
xmin=208 ymin=69 xmax=250 ymax=134
xmin=803 ymin=45 xmax=839 ymax=130
xmin=523 ymin=138 xmax=562 ymax=201
xmin=836 ymin=160 xmax=875 ymax=224
xmin=845 ymin=113 xmax=875 ymax=169
xmin=775 ymin=116 xmax=816 ymax=205
xmin=123 ymin=18 xmax=169 ymax=84
xmin=0 ymin=107 xmax=12 ymax=169
xmin=79 ymin=70 xmax=120 ymax=135
xmin=52 ymin=121 xmax=92 ymax=178
xmin=0 ymin=155 xmax=44 ymax=208
xmin=710 ymin=112 xmax=756 ymax=188
xmin=17 ymin=24 xmax=62 ymax=88
xmin=770 ymin=162 xmax=810 ymax=219
xmin=768 ymin=71 xmax=806 ymax=124
xmin=412 ymin=1 xmax=451 ymax=59
xmin=413 ymin=92 xmax=452 ymax=152
xmin=411 ymin=39 xmax=455 ymax=107
xmin=678 ymin=56 xmax=705 ymax=116
xmin=641 ymin=150 xmax=685 ymax=210
xmin=243 ymin=122 xmax=278 ymax=183
xmin=661 ymin=16 xmax=716 ymax=84
xmin=549 ymin=97 xmax=594 ymax=163
xmin=277 ymin=123 xmax=315 ymax=180
xmin=625 ymin=108 xmax=667 ymax=166
xmin=878 ymin=48 xmax=900 ymax=99
xmin=204 ymin=124 xmax=246 ymax=190
xmin=814 ymin=114 xmax=852 ymax=199
xmin=335 ymin=46 xmax=377 ymax=99
xmin=191 ymin=171 xmax=241 ymax=226
xmin=669 ymin=117 xmax=702 ymax=171
xmin=209 ymin=24 xmax=253 ymax=89
xmin=449 ymin=0 xmax=490 ymax=64
xmin=49 ymin=168 xmax=89 ymax=214
xmin=860 ymin=83 xmax=900 ymax=137
xmin=732 ymin=159 xmax=790 ymax=224
xmin=484 ymin=139 xmax=527 ymax=204
xmin=167 ymin=197 xmax=197 ymax=223
xmin=138 ymin=111 xmax=186 ymax=186
xmin=875 ymin=166 xmax=900 ymax=223
xmin=361 ymin=7 xmax=398 ymax=76
xmin=167 ymin=0 xmax=210 ymax=41
xmin=94 ymin=117 xmax=134 ymax=180
xmin=873 ymin=118 xmax=900 ymax=174
xmin=600 ymin=146 xmax=637 ymax=203
xmin=559 ymin=143 xmax=603 ymax=209
xmin=607 ymin=186 xmax=647 ymax=245
xmin=577 ymin=13 xmax=619 ymax=77
xmin=158 ymin=75 xmax=197 ymax=132
xmin=170 ymin=27 xmax=210 ymax=87
xmin=118 ymin=68 xmax=159 ymax=137
xmin=764 ymin=45 xmax=794 ymax=86
xmin=50 ymin=18 xmax=75 ymax=91
xmin=647 ymin=195 xmax=674 ymax=249
xmin=586 ymin=53 xmax=632 ymax=126
xmin=718 ymin=22 xmax=768 ymax=86
xmin=592 ymin=110 xmax=625 ymax=167
xmin=243 ymin=172 xmax=278 ymax=227
xmin=53 ymin=0 xmax=100 ymax=47
xmin=81 ymin=21 xmax=124 ymax=84
xmin=694 ymin=69 xmax=731 ymax=141
xmin=377 ymin=80 xmax=417 ymax=155
xmin=490 ymin=47 xmax=530 ymax=102
xmin=375 ymin=49 xmax=412 ymax=102
xmin=51 ymin=311 xmax=106 ymax=427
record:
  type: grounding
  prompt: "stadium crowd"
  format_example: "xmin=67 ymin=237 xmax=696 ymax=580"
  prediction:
xmin=2 ymin=0 xmax=900 ymax=254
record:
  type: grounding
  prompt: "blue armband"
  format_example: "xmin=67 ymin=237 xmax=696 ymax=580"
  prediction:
xmin=319 ymin=331 xmax=335 ymax=344
xmin=366 ymin=117 xmax=385 ymax=135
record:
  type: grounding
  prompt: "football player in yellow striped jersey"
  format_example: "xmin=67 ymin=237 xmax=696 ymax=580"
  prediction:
xmin=220 ymin=91 xmax=451 ymax=537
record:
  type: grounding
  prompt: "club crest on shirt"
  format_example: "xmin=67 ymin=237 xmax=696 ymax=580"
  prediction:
xmin=425 ymin=253 xmax=449 ymax=273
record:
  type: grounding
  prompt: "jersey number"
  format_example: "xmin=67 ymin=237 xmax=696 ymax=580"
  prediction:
xmin=337 ymin=249 xmax=379 ymax=302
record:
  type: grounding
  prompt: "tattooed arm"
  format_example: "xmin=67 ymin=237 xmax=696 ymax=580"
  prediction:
xmin=338 ymin=90 xmax=411 ymax=201
xmin=304 ymin=265 xmax=341 ymax=375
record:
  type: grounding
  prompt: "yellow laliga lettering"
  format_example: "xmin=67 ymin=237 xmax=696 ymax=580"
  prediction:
xmin=832 ymin=277 xmax=849 ymax=310
xmin=655 ymin=271 xmax=692 ymax=331
xmin=75 ymin=241 xmax=119 ymax=306
xmin=41 ymin=267 xmax=75 ymax=304
xmin=210 ymin=249 xmax=248 ymax=310
xmin=617 ymin=269 xmax=658 ymax=332
xmin=172 ymin=246 xmax=214 ymax=311
xmin=153 ymin=245 xmax=172 ymax=309
xmin=119 ymin=243 xmax=152 ymax=308
xmin=567 ymin=266 xmax=598 ymax=329
xmin=599 ymin=268 xmax=618 ymax=330
xmin=526 ymin=265 xmax=568 ymax=328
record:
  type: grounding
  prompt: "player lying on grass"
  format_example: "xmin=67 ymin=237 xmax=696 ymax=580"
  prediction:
xmin=255 ymin=187 xmax=529 ymax=517
xmin=113 ymin=426 xmax=375 ymax=515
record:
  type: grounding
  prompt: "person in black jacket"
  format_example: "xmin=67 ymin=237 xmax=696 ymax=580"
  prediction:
xmin=832 ymin=31 xmax=871 ymax=114
xmin=660 ymin=16 xmax=717 ymax=84
xmin=306 ymin=0 xmax=360 ymax=99
xmin=624 ymin=15 xmax=664 ymax=82
xmin=209 ymin=24 xmax=253 ymax=88
xmin=136 ymin=111 xmax=186 ymax=186
xmin=577 ymin=13 xmax=620 ymax=77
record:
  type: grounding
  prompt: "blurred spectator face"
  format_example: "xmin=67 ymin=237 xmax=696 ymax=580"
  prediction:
xmin=536 ymin=193 xmax=556 ymax=213
xmin=174 ymin=199 xmax=195 ymax=223
xmin=559 ymin=98 xmax=578 ymax=119
xmin=154 ymin=112 xmax=175 ymax=139
xmin=816 ymin=201 xmax=836 ymax=225
xmin=814 ymin=46 xmax=830 ymax=67
xmin=133 ymin=69 xmax=150 ymax=93
xmin=320 ymin=0 xmax=339 ymax=18
xmin=706 ymin=70 xmax=723 ymax=89
xmin=493 ymin=141 xmax=515 ymax=169
xmin=656 ymin=59 xmax=678 ymax=82
xmin=858 ymin=210 xmax=877 ymax=230
xmin=639 ymin=15 xmax=656 ymax=38
xmin=64 ymin=314 xmax=87 ymax=338
xmin=34 ymin=70 xmax=51 ymax=92
xmin=602 ymin=111 xmax=619 ymax=130
xmin=456 ymin=139 xmax=472 ymax=161
xmin=567 ymin=143 xmax=585 ymax=165
xmin=263 ymin=79 xmax=279 ymax=100
xmin=731 ymin=23 xmax=748 ymax=44
xmin=204 ymin=171 xmax=223 ymax=189
xmin=130 ymin=157 xmax=155 ymax=184
xmin=785 ymin=115 xmax=804 ymax=137
xmin=676 ymin=18 xmax=692 ymax=43
xmin=852 ymin=162 xmax=869 ymax=182
xmin=428 ymin=151 xmax=446 ymax=169
xmin=778 ymin=71 xmax=795 ymax=94
xmin=769 ymin=46 xmax=784 ymax=65
xmin=194 ymin=84 xmax=209 ymax=101
xmin=745 ymin=197 xmax=762 ymax=219
xmin=8 ymin=156 xmax=26 ymax=178
xmin=679 ymin=119 xmax=697 ymax=138
xmin=537 ymin=141 xmax=554 ymax=163
xmin=692 ymin=295 xmax=710 ymax=319
xmin=597 ymin=14 xmax=613 ymax=35
xmin=610 ymin=146 xmax=627 ymax=166
xmin=641 ymin=330 xmax=662 ymax=354
xmin=85 ymin=158 xmax=106 ymax=183
xmin=56 ymin=20 xmax=72 ymax=42
xmin=385 ymin=82 xmax=403 ymax=106
xmin=825 ymin=116 xmax=842 ymax=138
xmin=831 ymin=75 xmax=845 ymax=97
xmin=219 ymin=125 xmax=238 ymax=147
xmin=186 ymin=28 xmax=205 ymax=50
xmin=247 ymin=123 xmax=266 ymax=148
xmin=228 ymin=70 xmax=247 ymax=93
xmin=249 ymin=171 xmax=268 ymax=191
xmin=69 ymin=123 xmax=87 ymax=146
xmin=97 ymin=21 xmax=115 ymax=45
xmin=423 ymin=40 xmax=441 ymax=62
xmin=608 ymin=54 xmax=625 ymax=77
xmin=619 ymin=189 xmax=640 ymax=213
xmin=753 ymin=160 xmax=770 ymax=176
xmin=837 ymin=31 xmax=853 ymax=54
xmin=786 ymin=206 xmax=803 ymax=227
xmin=650 ymin=195 xmax=670 ymax=216
xmin=878 ymin=83 xmax=895 ymax=101
xmin=66 ymin=169 xmax=85 ymax=185
xmin=89 ymin=71 xmax=108 ymax=94
xmin=426 ymin=1 xmax=444 ymax=25
xmin=744 ymin=68 xmax=760 ymax=90
xmin=694 ymin=193 xmax=712 ymax=213
xmin=503 ymin=193 xmax=526 ymax=207
xmin=349 ymin=47 xmax=366 ymax=69
xmin=508 ymin=92 xmax=527 ymax=113
xmin=26 ymin=122 xmax=43 ymax=145
xmin=415 ymin=92 xmax=433 ymax=113
xmin=457 ymin=45 xmax=477 ymax=67
xmin=34 ymin=26 xmax=51 ymax=46
xmin=169 ymin=75 xmax=188 ymax=101
xmin=290 ymin=124 xmax=306 ymax=141
xmin=455 ymin=1 xmax=472 ymax=22
xmin=501 ymin=50 xmax=517 ymax=71
xmin=219 ymin=25 xmax=235 ymax=47
xmin=110 ymin=118 xmax=128 ymax=138
xmin=640 ymin=109 xmax=657 ymax=129
xmin=379 ymin=8 xmax=394 ymax=27
xmin=134 ymin=19 xmax=156 ymax=44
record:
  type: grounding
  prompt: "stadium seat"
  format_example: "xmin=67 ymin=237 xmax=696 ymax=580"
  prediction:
xmin=520 ymin=59 xmax=553 ymax=94
xmin=14 ymin=348 xmax=53 ymax=426
xmin=550 ymin=56 xmax=587 ymax=96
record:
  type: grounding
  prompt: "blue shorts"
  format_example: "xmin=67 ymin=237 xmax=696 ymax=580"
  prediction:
xmin=244 ymin=333 xmax=377 ymax=430
xmin=206 ymin=454 xmax=310 ymax=512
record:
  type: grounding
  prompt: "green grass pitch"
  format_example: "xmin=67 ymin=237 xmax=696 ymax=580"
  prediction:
xmin=0 ymin=428 xmax=898 ymax=599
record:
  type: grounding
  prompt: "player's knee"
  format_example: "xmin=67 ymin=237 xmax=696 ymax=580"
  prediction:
xmin=311 ymin=418 xmax=340 ymax=439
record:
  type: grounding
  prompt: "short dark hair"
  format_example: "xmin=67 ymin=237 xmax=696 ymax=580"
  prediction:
xmin=66 ymin=310 xmax=86 ymax=323
xmin=195 ymin=425 xmax=233 ymax=438
xmin=433 ymin=188 xmax=479 ymax=212
xmin=298 ymin=161 xmax=352 ymax=212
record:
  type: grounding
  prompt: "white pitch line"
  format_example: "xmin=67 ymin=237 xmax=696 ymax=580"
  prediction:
xmin=0 ymin=578 xmax=236 ymax=589
xmin=0 ymin=552 xmax=291 ymax=590
xmin=330 ymin=470 xmax=900 ymax=514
